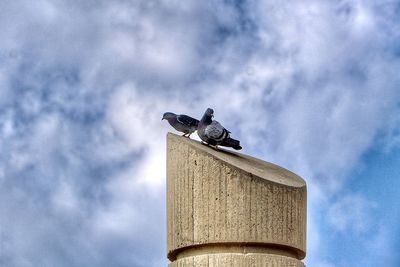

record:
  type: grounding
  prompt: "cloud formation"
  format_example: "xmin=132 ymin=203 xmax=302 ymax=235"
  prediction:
xmin=1 ymin=0 xmax=399 ymax=266
xmin=327 ymin=194 xmax=376 ymax=233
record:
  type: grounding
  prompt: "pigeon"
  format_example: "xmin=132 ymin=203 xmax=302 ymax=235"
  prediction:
xmin=197 ymin=108 xmax=242 ymax=150
xmin=162 ymin=112 xmax=199 ymax=138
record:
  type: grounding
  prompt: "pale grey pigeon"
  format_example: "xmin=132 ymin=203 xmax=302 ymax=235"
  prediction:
xmin=197 ymin=108 xmax=242 ymax=150
xmin=162 ymin=112 xmax=199 ymax=138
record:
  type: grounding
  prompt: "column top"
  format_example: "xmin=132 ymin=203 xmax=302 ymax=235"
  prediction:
xmin=167 ymin=133 xmax=306 ymax=188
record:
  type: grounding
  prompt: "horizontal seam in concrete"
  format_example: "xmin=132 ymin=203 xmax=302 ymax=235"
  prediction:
xmin=168 ymin=242 xmax=305 ymax=262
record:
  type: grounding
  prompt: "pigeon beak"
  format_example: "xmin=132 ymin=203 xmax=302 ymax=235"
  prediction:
xmin=161 ymin=118 xmax=165 ymax=120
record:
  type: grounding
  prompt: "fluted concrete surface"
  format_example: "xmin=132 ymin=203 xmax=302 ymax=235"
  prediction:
xmin=170 ymin=254 xmax=304 ymax=267
xmin=167 ymin=133 xmax=307 ymax=266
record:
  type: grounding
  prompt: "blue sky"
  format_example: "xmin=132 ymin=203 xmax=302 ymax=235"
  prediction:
xmin=0 ymin=1 xmax=399 ymax=266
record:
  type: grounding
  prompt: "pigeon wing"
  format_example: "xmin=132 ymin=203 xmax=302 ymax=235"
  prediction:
xmin=205 ymin=121 xmax=230 ymax=141
xmin=177 ymin=115 xmax=199 ymax=127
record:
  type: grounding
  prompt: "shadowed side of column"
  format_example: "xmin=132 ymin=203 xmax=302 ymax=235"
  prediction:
xmin=167 ymin=133 xmax=307 ymax=266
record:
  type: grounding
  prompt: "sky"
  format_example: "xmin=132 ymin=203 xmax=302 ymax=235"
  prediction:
xmin=0 ymin=0 xmax=399 ymax=266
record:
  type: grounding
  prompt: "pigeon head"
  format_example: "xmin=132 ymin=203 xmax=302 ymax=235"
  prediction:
xmin=205 ymin=108 xmax=214 ymax=117
xmin=162 ymin=112 xmax=176 ymax=121
xmin=200 ymin=108 xmax=214 ymax=124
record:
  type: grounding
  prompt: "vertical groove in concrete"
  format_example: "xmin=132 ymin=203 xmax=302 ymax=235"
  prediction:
xmin=167 ymin=133 xmax=307 ymax=266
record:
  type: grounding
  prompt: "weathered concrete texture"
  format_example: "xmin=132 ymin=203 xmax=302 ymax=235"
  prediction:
xmin=167 ymin=133 xmax=307 ymax=266
xmin=170 ymin=254 xmax=304 ymax=267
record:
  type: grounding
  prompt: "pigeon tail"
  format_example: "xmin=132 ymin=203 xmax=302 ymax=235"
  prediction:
xmin=221 ymin=137 xmax=242 ymax=150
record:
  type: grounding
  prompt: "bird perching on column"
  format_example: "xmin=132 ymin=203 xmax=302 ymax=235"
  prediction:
xmin=197 ymin=108 xmax=242 ymax=150
xmin=162 ymin=112 xmax=199 ymax=138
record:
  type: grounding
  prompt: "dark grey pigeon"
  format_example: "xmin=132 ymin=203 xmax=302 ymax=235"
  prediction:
xmin=197 ymin=108 xmax=242 ymax=150
xmin=162 ymin=112 xmax=199 ymax=138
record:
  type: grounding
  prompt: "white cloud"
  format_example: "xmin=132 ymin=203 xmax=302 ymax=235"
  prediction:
xmin=327 ymin=194 xmax=377 ymax=234
xmin=51 ymin=180 xmax=80 ymax=213
xmin=1 ymin=0 xmax=400 ymax=266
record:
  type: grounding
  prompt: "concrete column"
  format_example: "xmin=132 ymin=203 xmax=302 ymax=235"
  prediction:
xmin=167 ymin=133 xmax=307 ymax=267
